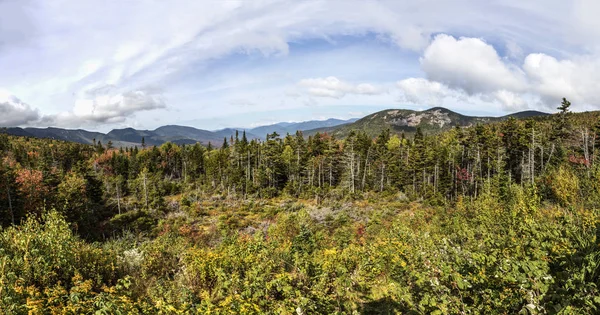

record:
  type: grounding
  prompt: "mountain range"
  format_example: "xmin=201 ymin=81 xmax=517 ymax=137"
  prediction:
xmin=1 ymin=108 xmax=550 ymax=147
xmin=0 ymin=117 xmax=358 ymax=147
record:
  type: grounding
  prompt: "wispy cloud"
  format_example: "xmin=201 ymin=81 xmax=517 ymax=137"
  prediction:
xmin=298 ymin=77 xmax=385 ymax=99
xmin=0 ymin=0 xmax=598 ymax=130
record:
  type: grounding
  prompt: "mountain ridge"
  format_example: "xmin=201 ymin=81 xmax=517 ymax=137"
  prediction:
xmin=303 ymin=107 xmax=550 ymax=137
xmin=1 ymin=108 xmax=551 ymax=147
xmin=1 ymin=117 xmax=360 ymax=147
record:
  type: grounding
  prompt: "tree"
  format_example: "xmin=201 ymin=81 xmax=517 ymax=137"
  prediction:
xmin=15 ymin=168 xmax=48 ymax=216
xmin=0 ymin=156 xmax=18 ymax=225
xmin=558 ymin=97 xmax=571 ymax=113
xmin=57 ymin=171 xmax=87 ymax=225
xmin=550 ymin=98 xmax=573 ymax=165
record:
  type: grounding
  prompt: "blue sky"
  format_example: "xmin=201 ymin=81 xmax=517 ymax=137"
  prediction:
xmin=1 ymin=0 xmax=600 ymax=131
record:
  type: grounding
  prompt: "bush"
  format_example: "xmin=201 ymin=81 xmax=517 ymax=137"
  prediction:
xmin=0 ymin=210 xmax=121 ymax=312
xmin=546 ymin=166 xmax=580 ymax=207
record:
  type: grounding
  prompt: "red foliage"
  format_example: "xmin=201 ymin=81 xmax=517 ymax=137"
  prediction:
xmin=319 ymin=133 xmax=331 ymax=141
xmin=569 ymin=154 xmax=590 ymax=167
xmin=93 ymin=149 xmax=120 ymax=174
xmin=27 ymin=151 xmax=39 ymax=159
xmin=456 ymin=167 xmax=471 ymax=181
xmin=2 ymin=156 xmax=17 ymax=168
xmin=356 ymin=223 xmax=366 ymax=244
xmin=15 ymin=168 xmax=48 ymax=214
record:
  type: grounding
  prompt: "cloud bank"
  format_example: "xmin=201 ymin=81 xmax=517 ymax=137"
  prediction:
xmin=396 ymin=34 xmax=600 ymax=112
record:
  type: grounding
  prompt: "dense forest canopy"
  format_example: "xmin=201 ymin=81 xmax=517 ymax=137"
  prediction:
xmin=1 ymin=101 xmax=600 ymax=313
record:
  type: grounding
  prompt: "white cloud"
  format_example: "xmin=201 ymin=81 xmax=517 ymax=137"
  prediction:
xmin=298 ymin=76 xmax=385 ymax=99
xmin=492 ymin=90 xmax=528 ymax=111
xmin=410 ymin=34 xmax=600 ymax=112
xmin=421 ymin=34 xmax=526 ymax=95
xmin=523 ymin=53 xmax=600 ymax=107
xmin=0 ymin=90 xmax=40 ymax=126
xmin=396 ymin=78 xmax=456 ymax=106
xmin=42 ymin=86 xmax=166 ymax=127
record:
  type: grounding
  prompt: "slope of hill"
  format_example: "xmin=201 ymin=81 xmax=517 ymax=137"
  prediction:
xmin=213 ymin=128 xmax=261 ymax=141
xmin=245 ymin=118 xmax=359 ymax=138
xmin=153 ymin=125 xmax=225 ymax=145
xmin=504 ymin=110 xmax=550 ymax=119
xmin=18 ymin=127 xmax=105 ymax=144
xmin=306 ymin=107 xmax=549 ymax=138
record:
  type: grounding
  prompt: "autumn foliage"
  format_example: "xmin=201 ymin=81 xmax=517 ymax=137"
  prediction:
xmin=1 ymin=105 xmax=600 ymax=313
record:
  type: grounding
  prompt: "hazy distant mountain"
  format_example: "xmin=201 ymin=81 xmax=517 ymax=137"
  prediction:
xmin=212 ymin=128 xmax=261 ymax=141
xmin=106 ymin=128 xmax=158 ymax=145
xmin=1 ymin=117 xmax=360 ymax=147
xmin=154 ymin=125 xmax=224 ymax=144
xmin=2 ymin=127 xmax=104 ymax=144
xmin=304 ymin=107 xmax=549 ymax=138
xmin=505 ymin=110 xmax=550 ymax=119
xmin=246 ymin=118 xmax=359 ymax=138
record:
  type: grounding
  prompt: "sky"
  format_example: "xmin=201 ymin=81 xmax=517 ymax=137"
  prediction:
xmin=1 ymin=0 xmax=600 ymax=132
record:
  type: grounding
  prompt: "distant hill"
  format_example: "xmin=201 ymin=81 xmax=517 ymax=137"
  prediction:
xmin=217 ymin=118 xmax=359 ymax=139
xmin=153 ymin=125 xmax=224 ymax=145
xmin=1 ymin=125 xmax=223 ymax=147
xmin=212 ymin=128 xmax=261 ymax=141
xmin=505 ymin=110 xmax=550 ymax=119
xmin=0 ymin=117 xmax=360 ymax=147
xmin=304 ymin=107 xmax=549 ymax=138
xmin=19 ymin=127 xmax=105 ymax=144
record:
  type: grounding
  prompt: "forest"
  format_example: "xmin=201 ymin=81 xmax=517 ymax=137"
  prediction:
xmin=1 ymin=99 xmax=599 ymax=314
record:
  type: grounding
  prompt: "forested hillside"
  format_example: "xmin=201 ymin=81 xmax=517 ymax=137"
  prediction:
xmin=1 ymin=100 xmax=599 ymax=314
xmin=306 ymin=107 xmax=549 ymax=138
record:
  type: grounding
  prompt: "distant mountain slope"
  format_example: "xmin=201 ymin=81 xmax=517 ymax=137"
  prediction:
xmin=153 ymin=125 xmax=224 ymax=145
xmin=0 ymin=127 xmax=105 ymax=144
xmin=1 ymin=126 xmax=222 ymax=147
xmin=2 ymin=127 xmax=34 ymax=137
xmin=106 ymin=128 xmax=159 ymax=145
xmin=247 ymin=118 xmax=358 ymax=137
xmin=1 ymin=117 xmax=359 ymax=147
xmin=305 ymin=107 xmax=549 ymax=138
xmin=0 ymin=109 xmax=550 ymax=146
xmin=504 ymin=110 xmax=550 ymax=119
xmin=213 ymin=128 xmax=261 ymax=141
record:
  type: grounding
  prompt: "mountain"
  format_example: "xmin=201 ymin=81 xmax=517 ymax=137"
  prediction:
xmin=212 ymin=128 xmax=261 ymax=141
xmin=154 ymin=125 xmax=225 ymax=145
xmin=246 ymin=118 xmax=358 ymax=137
xmin=304 ymin=107 xmax=549 ymax=138
xmin=505 ymin=110 xmax=550 ymax=119
xmin=0 ymin=117 xmax=359 ymax=147
xmin=106 ymin=128 xmax=158 ymax=145
xmin=1 ymin=126 xmax=219 ymax=147
xmin=2 ymin=127 xmax=34 ymax=137
xmin=2 ymin=127 xmax=105 ymax=144
xmin=0 ymin=109 xmax=550 ymax=146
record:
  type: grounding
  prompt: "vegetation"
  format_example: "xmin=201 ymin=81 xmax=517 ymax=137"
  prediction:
xmin=1 ymin=102 xmax=599 ymax=314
